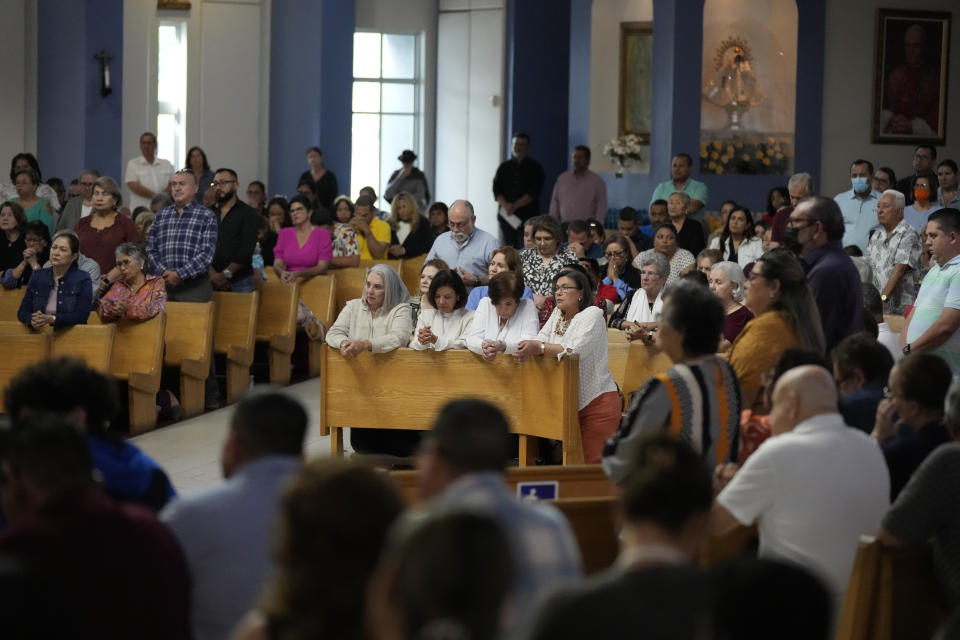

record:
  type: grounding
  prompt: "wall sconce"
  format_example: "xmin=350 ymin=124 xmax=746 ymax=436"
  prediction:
xmin=94 ymin=50 xmax=113 ymax=98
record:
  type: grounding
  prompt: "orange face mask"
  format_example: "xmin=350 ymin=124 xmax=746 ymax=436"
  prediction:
xmin=914 ymin=188 xmax=931 ymax=204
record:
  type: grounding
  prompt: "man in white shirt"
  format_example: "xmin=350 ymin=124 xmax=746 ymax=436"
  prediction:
xmin=125 ymin=132 xmax=174 ymax=211
xmin=713 ymin=365 xmax=889 ymax=619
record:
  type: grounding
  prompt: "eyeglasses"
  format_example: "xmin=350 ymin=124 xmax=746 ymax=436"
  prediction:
xmin=534 ymin=236 xmax=555 ymax=244
xmin=554 ymin=284 xmax=579 ymax=294
xmin=605 ymin=250 xmax=626 ymax=258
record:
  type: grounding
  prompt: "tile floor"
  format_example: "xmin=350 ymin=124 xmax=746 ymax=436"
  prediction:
xmin=131 ymin=378 xmax=348 ymax=495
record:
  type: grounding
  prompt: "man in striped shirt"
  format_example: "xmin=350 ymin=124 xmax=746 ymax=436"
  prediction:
xmin=903 ymin=208 xmax=960 ymax=375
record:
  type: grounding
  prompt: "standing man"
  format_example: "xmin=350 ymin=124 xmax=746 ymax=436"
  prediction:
xmin=649 ymin=153 xmax=709 ymax=219
xmin=785 ymin=196 xmax=863 ymax=353
xmin=384 ymin=149 xmax=430 ymax=212
xmin=866 ymin=190 xmax=921 ymax=315
xmin=771 ymin=172 xmax=814 ymax=243
xmin=549 ymin=145 xmax=607 ymax=225
xmin=125 ymin=132 xmax=174 ymax=212
xmin=147 ymin=170 xmax=219 ymax=409
xmin=161 ymin=390 xmax=307 ymax=640
xmin=209 ymin=168 xmax=260 ymax=293
xmin=493 ymin=132 xmax=545 ymax=248
xmin=425 ymin=199 xmax=499 ymax=288
xmin=834 ymin=158 xmax=881 ymax=252
xmin=896 ymin=145 xmax=937 ymax=206
xmin=903 ymin=208 xmax=960 ymax=376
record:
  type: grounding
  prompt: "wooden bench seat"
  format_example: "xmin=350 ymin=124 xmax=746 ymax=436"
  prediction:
xmin=255 ymin=278 xmax=299 ymax=385
xmin=0 ymin=289 xmax=25 ymax=321
xmin=107 ymin=313 xmax=166 ymax=434
xmin=212 ymin=291 xmax=259 ymax=403
xmin=297 ymin=273 xmax=335 ymax=377
xmin=390 ymin=464 xmax=616 ymax=504
xmin=334 ymin=259 xmax=403 ymax=315
xmin=400 ymin=254 xmax=426 ymax=294
xmin=552 ymin=496 xmax=620 ymax=575
xmin=320 ymin=345 xmax=583 ymax=465
xmin=0 ymin=330 xmax=50 ymax=413
xmin=0 ymin=321 xmax=116 ymax=374
xmin=164 ymin=302 xmax=215 ymax=417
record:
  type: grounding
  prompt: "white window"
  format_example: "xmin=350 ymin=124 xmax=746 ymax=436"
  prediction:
xmin=351 ymin=32 xmax=420 ymax=203
xmin=157 ymin=21 xmax=187 ymax=170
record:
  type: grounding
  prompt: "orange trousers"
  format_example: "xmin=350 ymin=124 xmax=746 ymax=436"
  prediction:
xmin=578 ymin=390 xmax=622 ymax=463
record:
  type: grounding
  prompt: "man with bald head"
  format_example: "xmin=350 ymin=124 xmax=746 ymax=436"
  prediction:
xmin=713 ymin=365 xmax=890 ymax=619
xmin=425 ymin=199 xmax=499 ymax=289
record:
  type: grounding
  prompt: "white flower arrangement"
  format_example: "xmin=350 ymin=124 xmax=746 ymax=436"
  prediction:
xmin=602 ymin=133 xmax=644 ymax=175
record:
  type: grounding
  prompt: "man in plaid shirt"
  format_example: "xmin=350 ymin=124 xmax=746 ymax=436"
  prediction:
xmin=147 ymin=169 xmax=220 ymax=408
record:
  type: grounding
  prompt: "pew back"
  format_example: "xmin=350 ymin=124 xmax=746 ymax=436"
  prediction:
xmin=52 ymin=324 xmax=116 ymax=373
xmin=320 ymin=346 xmax=584 ymax=464
xmin=212 ymin=291 xmax=259 ymax=361
xmin=552 ymin=497 xmax=620 ymax=575
xmin=163 ymin=302 xmax=215 ymax=370
xmin=298 ymin=273 xmax=336 ymax=327
xmin=334 ymin=259 xmax=403 ymax=315
xmin=400 ymin=254 xmax=426 ymax=295
xmin=0 ymin=289 xmax=25 ymax=321
xmin=0 ymin=331 xmax=50 ymax=413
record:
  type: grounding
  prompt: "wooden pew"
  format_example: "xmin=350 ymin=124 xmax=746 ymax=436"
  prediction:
xmin=837 ymin=538 xmax=947 ymax=640
xmin=391 ymin=464 xmax=617 ymax=504
xmin=164 ymin=302 xmax=215 ymax=418
xmin=334 ymin=259 xmax=403 ymax=315
xmin=212 ymin=291 xmax=259 ymax=403
xmin=255 ymin=278 xmax=300 ymax=385
xmin=320 ymin=346 xmax=583 ymax=465
xmin=0 ymin=331 xmax=50 ymax=413
xmin=400 ymin=254 xmax=426 ymax=294
xmin=0 ymin=289 xmax=25 ymax=321
xmin=0 ymin=321 xmax=116 ymax=374
xmin=622 ymin=343 xmax=672 ymax=399
xmin=109 ymin=314 xmax=166 ymax=434
xmin=297 ymin=273 xmax=336 ymax=377
xmin=552 ymin=496 xmax=620 ymax=575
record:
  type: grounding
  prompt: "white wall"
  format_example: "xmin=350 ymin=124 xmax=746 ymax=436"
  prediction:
xmin=821 ymin=0 xmax=960 ymax=197
xmin=0 ymin=0 xmax=37 ymax=167
xmin=122 ymin=0 xmax=271 ymax=203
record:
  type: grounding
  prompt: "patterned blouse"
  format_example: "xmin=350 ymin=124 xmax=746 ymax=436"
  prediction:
xmin=632 ymin=248 xmax=695 ymax=285
xmin=98 ymin=274 xmax=167 ymax=322
xmin=519 ymin=247 xmax=579 ymax=296
xmin=333 ymin=222 xmax=359 ymax=258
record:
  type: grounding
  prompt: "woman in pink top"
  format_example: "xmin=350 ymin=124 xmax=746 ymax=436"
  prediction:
xmin=273 ymin=194 xmax=332 ymax=283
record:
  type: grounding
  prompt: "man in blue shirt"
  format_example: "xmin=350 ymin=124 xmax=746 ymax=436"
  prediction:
xmin=161 ymin=390 xmax=307 ymax=640
xmin=833 ymin=158 xmax=881 ymax=252
xmin=418 ymin=399 xmax=581 ymax=640
xmin=785 ymin=196 xmax=864 ymax=354
xmin=425 ymin=199 xmax=499 ymax=289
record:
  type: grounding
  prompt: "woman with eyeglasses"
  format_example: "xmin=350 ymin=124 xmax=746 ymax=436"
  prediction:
xmin=602 ymin=234 xmax=642 ymax=302
xmin=98 ymin=242 xmax=167 ymax=322
xmin=519 ymin=216 xmax=578 ymax=324
xmin=273 ymin=194 xmax=332 ymax=284
xmin=515 ymin=269 xmax=619 ymax=463
xmin=728 ymin=248 xmax=825 ymax=410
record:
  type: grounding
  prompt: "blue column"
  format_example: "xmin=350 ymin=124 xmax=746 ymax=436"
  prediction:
xmin=269 ymin=0 xmax=354 ymax=199
xmin=506 ymin=0 xmax=571 ymax=213
xmin=567 ymin=0 xmax=591 ymax=150
xmin=37 ymin=0 xmax=123 ymax=184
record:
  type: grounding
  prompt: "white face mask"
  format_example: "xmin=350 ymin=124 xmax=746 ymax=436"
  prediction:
xmin=452 ymin=231 xmax=469 ymax=244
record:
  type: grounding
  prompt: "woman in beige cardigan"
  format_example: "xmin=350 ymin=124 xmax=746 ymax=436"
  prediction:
xmin=325 ymin=263 xmax=416 ymax=456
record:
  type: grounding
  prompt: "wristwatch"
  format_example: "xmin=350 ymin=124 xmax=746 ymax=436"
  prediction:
xmin=903 ymin=343 xmax=911 ymax=355
xmin=881 ymin=294 xmax=888 ymax=302
xmin=221 ymin=268 xmax=233 ymax=279
xmin=539 ymin=341 xmax=546 ymax=355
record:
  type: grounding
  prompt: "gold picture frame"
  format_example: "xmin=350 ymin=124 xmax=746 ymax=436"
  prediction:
xmin=619 ymin=22 xmax=653 ymax=143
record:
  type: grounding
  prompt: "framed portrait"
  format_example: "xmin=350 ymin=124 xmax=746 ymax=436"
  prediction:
xmin=872 ymin=9 xmax=950 ymax=145
xmin=619 ymin=22 xmax=653 ymax=143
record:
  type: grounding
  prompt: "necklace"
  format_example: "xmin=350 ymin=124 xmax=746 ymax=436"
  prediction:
xmin=555 ymin=315 xmax=571 ymax=336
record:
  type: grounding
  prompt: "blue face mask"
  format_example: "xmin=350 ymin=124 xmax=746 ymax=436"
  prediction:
xmin=851 ymin=177 xmax=869 ymax=193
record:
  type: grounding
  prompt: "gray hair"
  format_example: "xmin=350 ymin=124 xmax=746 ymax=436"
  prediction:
xmin=881 ymin=189 xmax=906 ymax=210
xmin=81 ymin=168 xmax=101 ymax=179
xmin=94 ymin=176 xmax=123 ymax=209
xmin=788 ymin=172 xmax=814 ymax=195
xmin=639 ymin=251 xmax=670 ymax=279
xmin=151 ymin=192 xmax=173 ymax=210
xmin=710 ymin=261 xmax=746 ymax=302
xmin=669 ymin=191 xmax=691 ymax=207
xmin=946 ymin=379 xmax=960 ymax=427
xmin=366 ymin=263 xmax=410 ymax=311
xmin=114 ymin=242 xmax=147 ymax=269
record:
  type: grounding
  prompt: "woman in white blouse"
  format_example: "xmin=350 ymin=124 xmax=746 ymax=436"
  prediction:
xmin=708 ymin=205 xmax=763 ymax=268
xmin=467 ymin=271 xmax=539 ymax=361
xmin=515 ymin=269 xmax=620 ymax=463
xmin=410 ymin=269 xmax=474 ymax=350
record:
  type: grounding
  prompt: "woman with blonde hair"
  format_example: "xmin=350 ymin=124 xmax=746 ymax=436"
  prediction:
xmin=386 ymin=191 xmax=433 ymax=258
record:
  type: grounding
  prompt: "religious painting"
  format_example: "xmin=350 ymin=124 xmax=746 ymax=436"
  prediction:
xmin=872 ymin=9 xmax=951 ymax=145
xmin=619 ymin=22 xmax=653 ymax=143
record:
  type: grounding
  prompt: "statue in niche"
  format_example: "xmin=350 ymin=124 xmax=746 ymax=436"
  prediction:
xmin=703 ymin=37 xmax=766 ymax=130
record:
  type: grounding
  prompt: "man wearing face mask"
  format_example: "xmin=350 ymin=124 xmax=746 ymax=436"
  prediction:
xmin=833 ymin=159 xmax=881 ymax=253
xmin=784 ymin=196 xmax=863 ymax=354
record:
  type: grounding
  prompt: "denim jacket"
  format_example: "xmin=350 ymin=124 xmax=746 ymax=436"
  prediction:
xmin=17 ymin=264 xmax=93 ymax=329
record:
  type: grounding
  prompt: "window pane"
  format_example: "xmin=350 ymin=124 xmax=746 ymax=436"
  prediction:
xmin=380 ymin=114 xmax=414 ymax=194
xmin=351 ymin=114 xmax=381 ymax=200
xmin=354 ymin=32 xmax=382 ymax=78
xmin=352 ymin=81 xmax=381 ymax=113
xmin=157 ymin=113 xmax=178 ymax=167
xmin=381 ymin=83 xmax=415 ymax=113
xmin=157 ymin=24 xmax=186 ymax=106
xmin=382 ymin=34 xmax=415 ymax=79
